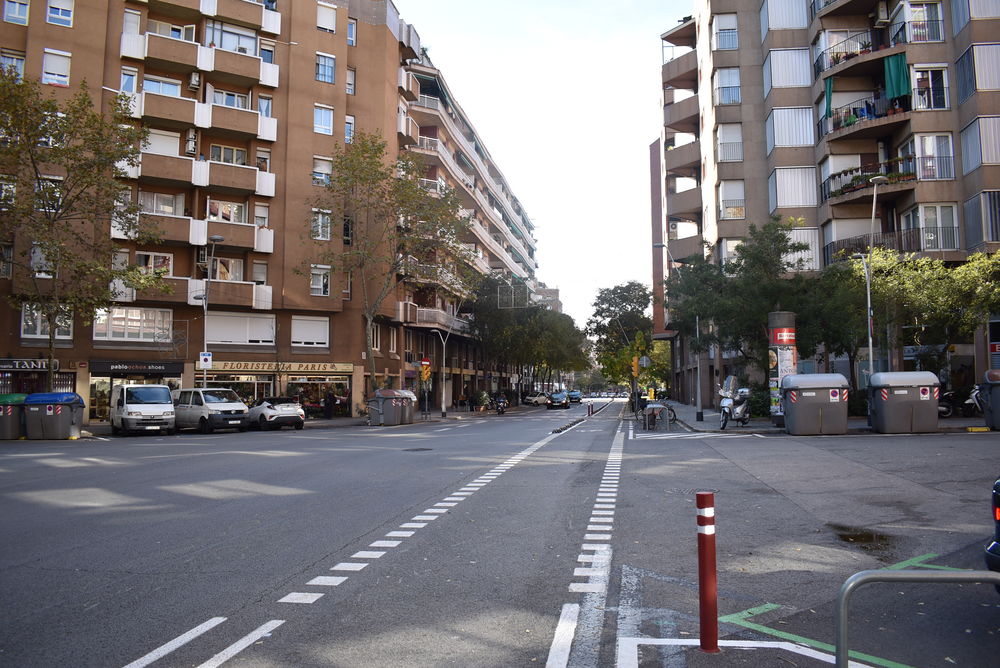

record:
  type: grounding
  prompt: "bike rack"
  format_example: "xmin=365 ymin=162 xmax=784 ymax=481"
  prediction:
xmin=835 ymin=568 xmax=1000 ymax=667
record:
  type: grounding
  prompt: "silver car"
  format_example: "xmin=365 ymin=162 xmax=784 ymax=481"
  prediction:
xmin=248 ymin=397 xmax=305 ymax=430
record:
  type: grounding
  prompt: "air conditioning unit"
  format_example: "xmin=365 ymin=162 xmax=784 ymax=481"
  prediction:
xmin=874 ymin=1 xmax=889 ymax=27
xmin=188 ymin=72 xmax=201 ymax=90
xmin=237 ymin=46 xmax=248 ymax=54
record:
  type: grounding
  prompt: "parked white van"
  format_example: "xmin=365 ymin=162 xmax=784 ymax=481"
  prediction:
xmin=109 ymin=384 xmax=175 ymax=436
xmin=171 ymin=388 xmax=249 ymax=433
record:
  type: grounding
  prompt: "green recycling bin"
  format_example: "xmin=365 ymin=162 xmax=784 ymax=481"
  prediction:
xmin=23 ymin=392 xmax=86 ymax=440
xmin=0 ymin=393 xmax=28 ymax=440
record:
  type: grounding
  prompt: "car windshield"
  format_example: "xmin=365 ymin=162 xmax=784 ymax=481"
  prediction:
xmin=203 ymin=389 xmax=242 ymax=403
xmin=125 ymin=387 xmax=172 ymax=404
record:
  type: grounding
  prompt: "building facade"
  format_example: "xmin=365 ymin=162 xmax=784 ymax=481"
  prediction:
xmin=654 ymin=0 xmax=1000 ymax=404
xmin=0 ymin=0 xmax=538 ymax=421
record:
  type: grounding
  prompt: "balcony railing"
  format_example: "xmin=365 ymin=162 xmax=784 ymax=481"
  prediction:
xmin=814 ymin=30 xmax=880 ymax=75
xmin=415 ymin=307 xmax=470 ymax=334
xmin=915 ymin=155 xmax=954 ymax=180
xmin=912 ymin=85 xmax=949 ymax=110
xmin=713 ymin=86 xmax=741 ymax=105
xmin=720 ymin=199 xmax=745 ymax=219
xmin=716 ymin=141 xmax=743 ymax=162
xmin=821 ymin=157 xmax=917 ymax=202
xmin=823 ymin=226 xmax=960 ymax=265
xmin=891 ymin=20 xmax=944 ymax=45
xmin=818 ymin=93 xmax=894 ymax=136
xmin=713 ymin=29 xmax=738 ymax=50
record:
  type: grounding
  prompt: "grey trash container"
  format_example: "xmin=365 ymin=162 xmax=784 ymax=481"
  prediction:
xmin=23 ymin=392 xmax=86 ymax=440
xmin=644 ymin=402 xmax=664 ymax=430
xmin=982 ymin=369 xmax=1000 ymax=430
xmin=371 ymin=389 xmax=411 ymax=426
xmin=780 ymin=374 xmax=850 ymax=435
xmin=396 ymin=390 xmax=417 ymax=424
xmin=868 ymin=371 xmax=939 ymax=434
xmin=0 ymin=393 xmax=28 ymax=440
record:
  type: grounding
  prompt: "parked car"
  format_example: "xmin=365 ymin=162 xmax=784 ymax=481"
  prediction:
xmin=547 ymin=390 xmax=570 ymax=409
xmin=986 ymin=475 xmax=1000 ymax=591
xmin=567 ymin=390 xmax=582 ymax=403
xmin=171 ymin=388 xmax=249 ymax=433
xmin=249 ymin=397 xmax=305 ymax=430
xmin=524 ymin=392 xmax=549 ymax=406
xmin=109 ymin=384 xmax=174 ymax=436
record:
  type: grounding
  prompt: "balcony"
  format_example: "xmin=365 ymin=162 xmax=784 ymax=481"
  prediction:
xmin=663 ymin=17 xmax=695 ymax=48
xmin=818 ymin=93 xmax=911 ymax=139
xmin=190 ymin=160 xmax=259 ymax=194
xmin=415 ymin=307 xmax=470 ymax=335
xmin=823 ymin=226 xmax=961 ymax=265
xmin=713 ymin=86 xmax=741 ymax=106
xmin=397 ymin=115 xmax=419 ymax=147
xmin=207 ymin=220 xmax=257 ymax=249
xmin=668 ymin=187 xmax=702 ymax=217
xmin=668 ymin=234 xmax=704 ymax=262
xmin=146 ymin=34 xmax=199 ymax=72
xmin=716 ymin=141 xmax=743 ymax=162
xmin=135 ymin=92 xmax=197 ymax=128
xmin=138 ymin=152 xmax=197 ymax=187
xmin=821 ymin=159 xmax=918 ymax=204
xmin=202 ymin=279 xmax=254 ymax=308
xmin=663 ymin=140 xmax=700 ymax=177
xmin=137 ymin=276 xmax=191 ymax=304
xmin=663 ymin=95 xmax=699 ymax=133
xmin=140 ymin=213 xmax=194 ymax=244
xmin=719 ymin=199 xmax=745 ymax=220
xmin=210 ymin=104 xmax=260 ymax=138
xmin=662 ymin=49 xmax=697 ymax=90
xmin=398 ymin=69 xmax=419 ymax=101
xmin=208 ymin=0 xmax=276 ymax=32
xmin=196 ymin=47 xmax=278 ymax=87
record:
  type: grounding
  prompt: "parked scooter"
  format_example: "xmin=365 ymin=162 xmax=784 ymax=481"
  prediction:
xmin=963 ymin=385 xmax=986 ymax=417
xmin=938 ymin=390 xmax=957 ymax=418
xmin=495 ymin=394 xmax=509 ymax=415
xmin=718 ymin=376 xmax=750 ymax=430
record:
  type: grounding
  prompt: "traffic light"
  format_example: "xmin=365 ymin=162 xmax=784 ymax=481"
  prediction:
xmin=420 ymin=365 xmax=431 ymax=382
xmin=632 ymin=356 xmax=639 ymax=377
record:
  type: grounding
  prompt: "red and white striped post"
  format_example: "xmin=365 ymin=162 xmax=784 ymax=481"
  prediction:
xmin=696 ymin=490 xmax=720 ymax=653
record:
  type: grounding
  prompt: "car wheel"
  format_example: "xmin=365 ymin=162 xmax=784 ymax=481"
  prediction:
xmin=294 ymin=421 xmax=304 ymax=430
xmin=238 ymin=424 xmax=248 ymax=432
xmin=110 ymin=421 xmax=120 ymax=436
xmin=166 ymin=428 xmax=175 ymax=436
xmin=259 ymin=415 xmax=269 ymax=431
xmin=199 ymin=417 xmax=213 ymax=434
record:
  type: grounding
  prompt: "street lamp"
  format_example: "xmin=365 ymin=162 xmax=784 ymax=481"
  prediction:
xmin=429 ymin=328 xmax=447 ymax=418
xmin=653 ymin=242 xmax=702 ymax=420
xmin=193 ymin=234 xmax=224 ymax=388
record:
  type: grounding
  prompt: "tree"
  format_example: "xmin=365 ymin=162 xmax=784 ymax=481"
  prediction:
xmin=0 ymin=71 xmax=158 ymax=390
xmin=307 ymin=131 xmax=475 ymax=394
xmin=585 ymin=281 xmax=652 ymax=382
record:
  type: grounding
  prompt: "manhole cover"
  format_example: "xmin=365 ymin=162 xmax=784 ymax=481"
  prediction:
xmin=402 ymin=448 xmax=433 ymax=452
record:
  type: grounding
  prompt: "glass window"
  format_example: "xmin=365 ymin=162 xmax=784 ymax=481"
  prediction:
xmin=912 ymin=67 xmax=949 ymax=110
xmin=254 ymin=204 xmax=269 ymax=227
xmin=207 ymin=199 xmax=246 ymax=223
xmin=213 ymin=89 xmax=249 ymax=109
xmin=1 ymin=49 xmax=25 ymax=79
xmin=260 ymin=42 xmax=274 ymax=64
xmin=345 ymin=115 xmax=354 ymax=143
xmin=139 ymin=191 xmax=180 ymax=215
xmin=47 ymin=0 xmax=72 ymax=27
xmin=312 ymin=157 xmax=332 ymax=185
xmin=258 ymin=95 xmax=272 ymax=118
xmin=136 ymin=251 xmax=173 ymax=276
xmin=314 ymin=105 xmax=333 ymax=134
xmin=143 ymin=76 xmax=182 ymax=97
xmin=343 ymin=215 xmax=353 ymax=245
xmin=347 ymin=18 xmax=357 ymax=45
xmin=311 ymin=265 xmax=330 ymax=296
xmin=317 ymin=2 xmax=336 ymax=32
xmin=148 ymin=19 xmax=195 ymax=41
xmin=312 ymin=209 xmax=331 ymax=240
xmin=92 ymin=307 xmax=171 ymax=342
xmin=4 ymin=0 xmax=28 ymax=25
xmin=0 ymin=243 xmax=11 ymax=278
xmin=342 ymin=271 xmax=352 ymax=298
xmin=252 ymin=261 xmax=267 ymax=285
xmin=205 ymin=20 xmax=257 ymax=55
xmin=120 ymin=67 xmax=137 ymax=93
xmin=346 ymin=68 xmax=356 ymax=94
xmin=316 ymin=53 xmax=335 ymax=83
xmin=209 ymin=144 xmax=248 ymax=166
xmin=41 ymin=50 xmax=71 ymax=86
xmin=370 ymin=322 xmax=381 ymax=350
xmin=212 ymin=257 xmax=243 ymax=281
xmin=21 ymin=303 xmax=73 ymax=339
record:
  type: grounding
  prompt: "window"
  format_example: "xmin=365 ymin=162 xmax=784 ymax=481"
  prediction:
xmin=960 ymin=117 xmax=1000 ymax=174
xmin=47 ymin=0 xmax=73 ymax=26
xmin=213 ymin=89 xmax=249 ymax=109
xmin=712 ymin=14 xmax=738 ymax=50
xmin=314 ymin=105 xmax=333 ymax=134
xmin=207 ymin=199 xmax=246 ymax=223
xmin=255 ymin=148 xmax=270 ymax=172
xmin=713 ymin=68 xmax=740 ymax=105
xmin=347 ymin=18 xmax=357 ymax=45
xmin=964 ymin=191 xmax=1000 ymax=246
xmin=317 ymin=1 xmax=336 ymax=32
xmin=310 ymin=265 xmax=330 ymax=296
xmin=143 ymin=76 xmax=182 ymax=97
xmin=389 ymin=327 xmax=397 ymax=354
xmin=900 ymin=203 xmax=959 ymax=249
xmin=913 ymin=133 xmax=954 ymax=179
xmin=21 ymin=304 xmax=73 ymax=339
xmin=258 ymin=95 xmax=272 ymax=118
xmin=956 ymin=48 xmax=975 ymax=102
xmin=763 ymin=49 xmax=811 ymax=96
xmin=35 ymin=177 xmax=61 ymax=213
xmin=768 ymin=167 xmax=818 ymax=211
xmin=312 ymin=209 xmax=331 ymax=240
xmin=343 ymin=215 xmax=353 ymax=245
xmin=136 ymin=251 xmax=173 ymax=276
xmin=909 ymin=3 xmax=944 ymax=42
xmin=120 ymin=67 xmax=137 ymax=93
xmin=148 ymin=19 xmax=195 ymax=41
xmin=0 ymin=244 xmax=11 ymax=278
xmin=956 ymin=44 xmax=1000 ymax=103
xmin=211 ymin=257 xmax=243 ymax=281
xmin=716 ymin=124 xmax=743 ymax=161
xmin=206 ymin=312 xmax=275 ymax=345
xmin=93 ymin=307 xmax=172 ymax=341
xmin=252 ymin=261 xmax=267 ymax=285
xmin=291 ymin=316 xmax=329 ymax=347
xmin=1 ymin=49 xmax=25 ymax=79
xmin=260 ymin=41 xmax=274 ymax=64
xmin=144 ymin=129 xmax=180 ymax=156
xmin=765 ymin=108 xmax=814 ymax=154
xmin=370 ymin=322 xmax=381 ymax=350
xmin=759 ymin=0 xmax=808 ymax=37
xmin=254 ymin=203 xmax=269 ymax=227
xmin=316 ymin=53 xmax=335 ymax=83
xmin=345 ymin=115 xmax=355 ymax=143
xmin=913 ymin=66 xmax=949 ymax=110
xmin=139 ymin=191 xmax=183 ymax=216
xmin=122 ymin=8 xmax=139 ymax=34
xmin=342 ymin=271 xmax=352 ymax=299
xmin=346 ymin=68 xmax=356 ymax=94
xmin=41 ymin=49 xmax=71 ymax=86
xmin=718 ymin=180 xmax=745 ymax=219
xmin=312 ymin=157 xmax=332 ymax=185
xmin=205 ymin=20 xmax=257 ymax=55
xmin=4 ymin=0 xmax=28 ymax=25
xmin=209 ymin=144 xmax=248 ymax=166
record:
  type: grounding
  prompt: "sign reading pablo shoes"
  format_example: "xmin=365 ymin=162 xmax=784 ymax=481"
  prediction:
xmin=89 ymin=360 xmax=184 ymax=374
xmin=0 ymin=358 xmax=60 ymax=371
xmin=212 ymin=361 xmax=355 ymax=373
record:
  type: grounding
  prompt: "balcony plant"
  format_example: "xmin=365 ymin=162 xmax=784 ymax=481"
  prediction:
xmin=860 ymin=41 xmax=872 ymax=54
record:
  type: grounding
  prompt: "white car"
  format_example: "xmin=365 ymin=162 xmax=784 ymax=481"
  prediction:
xmin=524 ymin=392 xmax=549 ymax=406
xmin=248 ymin=397 xmax=305 ymax=430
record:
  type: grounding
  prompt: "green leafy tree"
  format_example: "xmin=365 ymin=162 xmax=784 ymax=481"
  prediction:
xmin=0 ymin=71 xmax=158 ymax=390
xmin=585 ymin=281 xmax=652 ymax=383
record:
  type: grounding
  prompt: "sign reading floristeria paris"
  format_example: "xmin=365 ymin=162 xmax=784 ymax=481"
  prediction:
xmin=212 ymin=361 xmax=354 ymax=373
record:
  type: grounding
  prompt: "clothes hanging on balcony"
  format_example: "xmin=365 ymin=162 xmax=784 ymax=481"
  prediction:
xmin=884 ymin=54 xmax=911 ymax=100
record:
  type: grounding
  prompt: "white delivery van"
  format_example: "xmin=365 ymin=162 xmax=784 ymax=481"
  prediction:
xmin=109 ymin=384 xmax=175 ymax=436
xmin=171 ymin=388 xmax=249 ymax=433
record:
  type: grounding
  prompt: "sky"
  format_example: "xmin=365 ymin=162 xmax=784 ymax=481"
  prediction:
xmin=393 ymin=0 xmax=688 ymax=328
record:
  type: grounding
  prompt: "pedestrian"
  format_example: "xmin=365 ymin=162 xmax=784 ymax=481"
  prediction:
xmin=323 ymin=391 xmax=334 ymax=419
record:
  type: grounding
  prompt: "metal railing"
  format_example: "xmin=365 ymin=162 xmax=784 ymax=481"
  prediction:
xmin=891 ymin=19 xmax=944 ymax=45
xmin=716 ymin=141 xmax=743 ymax=162
xmin=719 ymin=199 xmax=745 ymax=219
xmin=823 ymin=226 xmax=961 ymax=264
xmin=818 ymin=93 xmax=894 ymax=137
xmin=713 ymin=29 xmax=738 ymax=50
xmin=820 ymin=157 xmax=917 ymax=202
xmin=713 ymin=86 xmax=741 ymax=106
xmin=916 ymin=155 xmax=954 ymax=180
xmin=814 ymin=29 xmax=880 ymax=75
xmin=912 ymin=84 xmax=949 ymax=110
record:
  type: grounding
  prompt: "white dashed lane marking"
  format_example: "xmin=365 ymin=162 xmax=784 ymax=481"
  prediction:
xmin=330 ymin=562 xmax=368 ymax=572
xmin=278 ymin=592 xmax=323 ymax=604
xmin=306 ymin=576 xmax=347 ymax=586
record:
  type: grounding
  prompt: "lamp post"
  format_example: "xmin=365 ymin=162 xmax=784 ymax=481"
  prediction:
xmin=194 ymin=234 xmax=225 ymax=388
xmin=429 ymin=328 xmax=447 ymax=418
xmin=654 ymin=242 xmax=702 ymax=420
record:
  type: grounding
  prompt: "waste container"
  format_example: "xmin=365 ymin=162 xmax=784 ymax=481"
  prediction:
xmin=868 ymin=371 xmax=939 ymax=434
xmin=0 ymin=393 xmax=28 ymax=440
xmin=644 ymin=402 xmax=663 ymax=430
xmin=367 ymin=389 xmax=415 ymax=426
xmin=982 ymin=369 xmax=1000 ymax=430
xmin=23 ymin=392 xmax=86 ymax=440
xmin=396 ymin=389 xmax=417 ymax=424
xmin=780 ymin=374 xmax=849 ymax=435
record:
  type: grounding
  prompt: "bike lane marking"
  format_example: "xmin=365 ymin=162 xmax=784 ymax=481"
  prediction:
xmin=122 ymin=617 xmax=227 ymax=668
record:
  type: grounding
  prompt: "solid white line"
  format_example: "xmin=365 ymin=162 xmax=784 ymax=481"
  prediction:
xmin=122 ymin=617 xmax=227 ymax=668
xmin=307 ymin=576 xmax=347 ymax=586
xmin=278 ymin=592 xmax=323 ymax=603
xmin=195 ymin=619 xmax=285 ymax=668
xmin=370 ymin=540 xmax=400 ymax=548
xmin=545 ymin=603 xmax=580 ymax=668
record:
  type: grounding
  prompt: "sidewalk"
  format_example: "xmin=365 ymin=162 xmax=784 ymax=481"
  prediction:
xmin=665 ymin=400 xmax=987 ymax=434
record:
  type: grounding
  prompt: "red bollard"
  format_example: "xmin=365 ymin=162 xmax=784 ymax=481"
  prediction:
xmin=696 ymin=491 xmax=719 ymax=653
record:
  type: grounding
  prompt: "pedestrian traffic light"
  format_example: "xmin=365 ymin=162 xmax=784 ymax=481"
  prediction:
xmin=632 ymin=356 xmax=639 ymax=377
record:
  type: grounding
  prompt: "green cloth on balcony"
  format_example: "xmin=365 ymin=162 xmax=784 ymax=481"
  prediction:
xmin=884 ymin=54 xmax=911 ymax=99
xmin=825 ymin=76 xmax=833 ymax=118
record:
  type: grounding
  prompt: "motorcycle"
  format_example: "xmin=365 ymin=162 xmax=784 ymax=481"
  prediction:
xmin=938 ymin=390 xmax=957 ymax=418
xmin=962 ymin=385 xmax=986 ymax=417
xmin=495 ymin=395 xmax=508 ymax=415
xmin=718 ymin=376 xmax=750 ymax=430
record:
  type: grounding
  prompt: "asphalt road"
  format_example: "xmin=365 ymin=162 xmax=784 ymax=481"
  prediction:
xmin=0 ymin=400 xmax=997 ymax=667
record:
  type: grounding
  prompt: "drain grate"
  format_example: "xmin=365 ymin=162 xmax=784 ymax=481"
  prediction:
xmin=402 ymin=448 xmax=433 ymax=452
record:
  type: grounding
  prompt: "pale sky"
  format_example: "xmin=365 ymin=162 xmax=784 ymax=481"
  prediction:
xmin=393 ymin=0 xmax=688 ymax=327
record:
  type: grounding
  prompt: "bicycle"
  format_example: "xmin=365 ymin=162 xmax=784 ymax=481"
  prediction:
xmin=632 ymin=402 xmax=678 ymax=430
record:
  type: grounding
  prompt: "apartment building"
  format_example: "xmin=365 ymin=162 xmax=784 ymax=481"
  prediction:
xmin=653 ymin=0 xmax=1000 ymax=403
xmin=0 ymin=0 xmax=538 ymax=421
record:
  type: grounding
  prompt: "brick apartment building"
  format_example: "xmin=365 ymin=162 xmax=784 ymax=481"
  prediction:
xmin=652 ymin=0 xmax=1000 ymax=406
xmin=0 ymin=0 xmax=539 ymax=421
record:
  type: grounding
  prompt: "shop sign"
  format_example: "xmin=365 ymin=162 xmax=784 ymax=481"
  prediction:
xmin=89 ymin=360 xmax=185 ymax=374
xmin=213 ymin=361 xmax=354 ymax=373
xmin=0 ymin=358 xmax=60 ymax=371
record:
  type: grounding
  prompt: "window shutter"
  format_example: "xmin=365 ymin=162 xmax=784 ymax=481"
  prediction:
xmin=317 ymin=3 xmax=337 ymax=32
xmin=291 ymin=316 xmax=329 ymax=346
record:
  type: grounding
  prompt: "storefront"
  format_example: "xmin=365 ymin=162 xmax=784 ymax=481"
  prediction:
xmin=205 ymin=361 xmax=355 ymax=417
xmin=87 ymin=360 xmax=184 ymax=421
xmin=0 ymin=358 xmax=74 ymax=394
